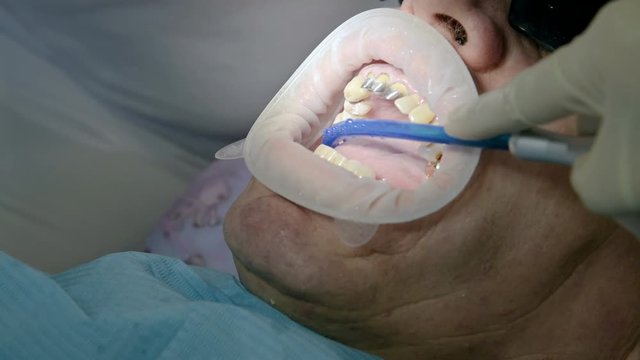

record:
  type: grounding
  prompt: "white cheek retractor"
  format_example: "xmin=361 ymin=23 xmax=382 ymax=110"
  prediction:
xmin=217 ymin=9 xmax=479 ymax=245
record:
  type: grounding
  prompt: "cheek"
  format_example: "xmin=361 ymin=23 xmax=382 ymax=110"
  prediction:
xmin=470 ymin=18 xmax=544 ymax=92
xmin=224 ymin=185 xmax=310 ymax=268
xmin=224 ymin=182 xmax=393 ymax=306
xmin=224 ymin=182 xmax=338 ymax=288
xmin=473 ymin=49 xmax=540 ymax=92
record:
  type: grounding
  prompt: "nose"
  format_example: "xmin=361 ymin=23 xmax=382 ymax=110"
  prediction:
xmin=400 ymin=0 xmax=506 ymax=75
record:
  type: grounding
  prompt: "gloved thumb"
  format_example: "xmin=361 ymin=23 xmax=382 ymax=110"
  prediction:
xmin=570 ymin=115 xmax=640 ymax=215
xmin=445 ymin=46 xmax=592 ymax=140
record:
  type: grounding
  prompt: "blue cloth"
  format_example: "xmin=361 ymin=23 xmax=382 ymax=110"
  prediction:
xmin=0 ymin=252 xmax=378 ymax=360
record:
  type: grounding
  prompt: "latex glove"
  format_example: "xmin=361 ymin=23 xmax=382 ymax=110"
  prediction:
xmin=445 ymin=0 xmax=640 ymax=217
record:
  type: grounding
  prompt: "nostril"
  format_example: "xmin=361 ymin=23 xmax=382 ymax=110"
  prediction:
xmin=434 ymin=13 xmax=468 ymax=46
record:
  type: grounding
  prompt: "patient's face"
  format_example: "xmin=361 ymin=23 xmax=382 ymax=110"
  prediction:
xmin=224 ymin=0 xmax=640 ymax=358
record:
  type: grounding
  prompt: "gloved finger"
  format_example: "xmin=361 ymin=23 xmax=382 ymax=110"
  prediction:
xmin=570 ymin=115 xmax=640 ymax=215
xmin=575 ymin=115 xmax=600 ymax=136
xmin=615 ymin=215 xmax=640 ymax=239
xmin=445 ymin=48 xmax=590 ymax=140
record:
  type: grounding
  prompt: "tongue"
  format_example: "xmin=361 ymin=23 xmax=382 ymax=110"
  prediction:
xmin=336 ymin=138 xmax=434 ymax=189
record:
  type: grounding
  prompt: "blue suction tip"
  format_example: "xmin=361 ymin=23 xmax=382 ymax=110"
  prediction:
xmin=322 ymin=119 xmax=510 ymax=150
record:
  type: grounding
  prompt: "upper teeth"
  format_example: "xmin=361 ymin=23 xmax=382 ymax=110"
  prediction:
xmin=340 ymin=72 xmax=440 ymax=125
xmin=362 ymin=73 xmax=377 ymax=90
xmin=371 ymin=73 xmax=390 ymax=93
xmin=394 ymin=94 xmax=421 ymax=114
xmin=344 ymin=100 xmax=372 ymax=116
xmin=384 ymin=82 xmax=408 ymax=101
xmin=409 ymin=103 xmax=435 ymax=124
xmin=344 ymin=75 xmax=371 ymax=103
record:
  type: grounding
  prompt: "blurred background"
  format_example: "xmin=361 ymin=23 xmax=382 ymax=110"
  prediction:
xmin=0 ymin=0 xmax=395 ymax=271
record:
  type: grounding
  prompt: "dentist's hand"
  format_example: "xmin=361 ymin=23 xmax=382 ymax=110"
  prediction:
xmin=445 ymin=0 xmax=640 ymax=216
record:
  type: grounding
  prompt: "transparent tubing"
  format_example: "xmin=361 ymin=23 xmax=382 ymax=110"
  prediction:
xmin=242 ymin=8 xmax=479 ymax=225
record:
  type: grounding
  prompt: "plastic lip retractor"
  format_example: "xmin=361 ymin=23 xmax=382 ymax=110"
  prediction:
xmin=322 ymin=119 xmax=594 ymax=166
xmin=226 ymin=8 xmax=483 ymax=228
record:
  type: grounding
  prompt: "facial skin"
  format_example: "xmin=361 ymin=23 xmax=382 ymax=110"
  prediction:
xmin=224 ymin=1 xmax=640 ymax=359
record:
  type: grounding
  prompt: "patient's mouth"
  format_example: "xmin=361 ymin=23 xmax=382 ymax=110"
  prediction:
xmin=313 ymin=63 xmax=444 ymax=189
xmin=337 ymin=64 xmax=433 ymax=124
xmin=240 ymin=8 xmax=480 ymax=225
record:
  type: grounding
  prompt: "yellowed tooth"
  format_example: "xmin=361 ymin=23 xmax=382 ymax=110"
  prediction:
xmin=314 ymin=144 xmax=334 ymax=159
xmin=344 ymin=75 xmax=371 ymax=103
xmin=372 ymin=73 xmax=390 ymax=93
xmin=343 ymin=111 xmax=364 ymax=120
xmin=313 ymin=145 xmax=348 ymax=166
xmin=394 ymin=94 xmax=421 ymax=114
xmin=376 ymin=73 xmax=390 ymax=83
xmin=409 ymin=103 xmax=436 ymax=124
xmin=418 ymin=143 xmax=445 ymax=162
xmin=384 ymin=82 xmax=408 ymax=100
xmin=362 ymin=73 xmax=377 ymax=90
xmin=342 ymin=159 xmax=375 ymax=178
xmin=333 ymin=112 xmax=347 ymax=124
xmin=328 ymin=153 xmax=347 ymax=166
xmin=343 ymin=100 xmax=372 ymax=116
xmin=314 ymin=145 xmax=374 ymax=178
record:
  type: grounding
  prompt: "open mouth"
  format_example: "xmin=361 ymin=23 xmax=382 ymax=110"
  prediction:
xmin=313 ymin=62 xmax=445 ymax=189
xmin=237 ymin=9 xmax=480 ymax=225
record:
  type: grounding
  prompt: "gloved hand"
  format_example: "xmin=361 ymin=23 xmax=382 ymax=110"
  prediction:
xmin=445 ymin=0 xmax=640 ymax=217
